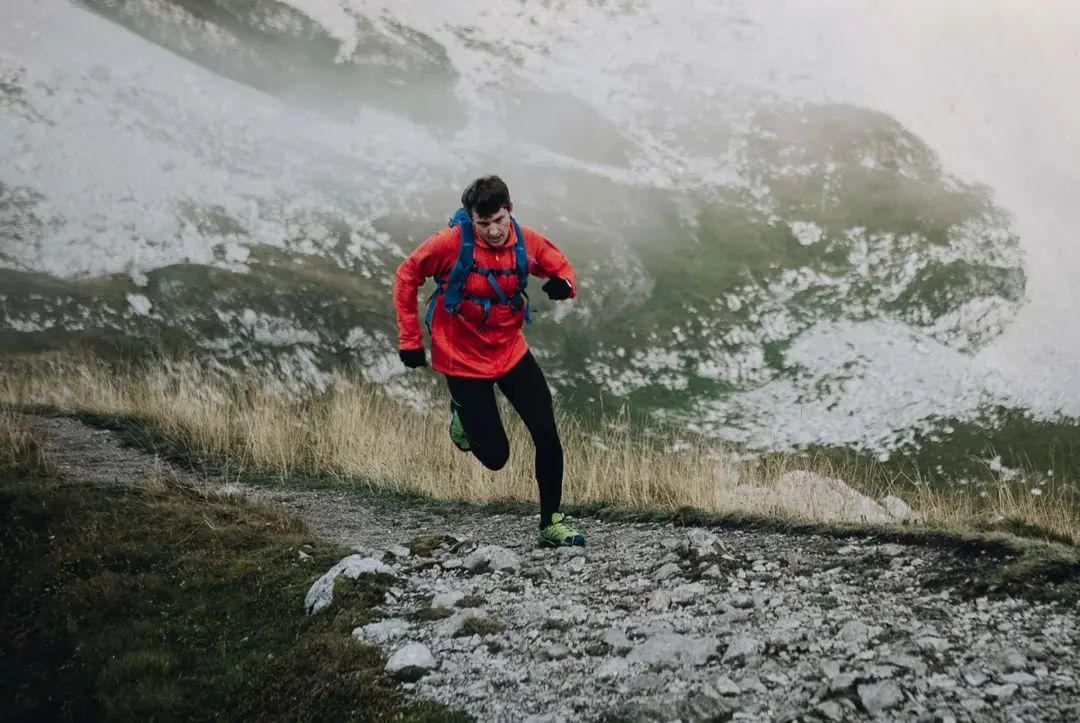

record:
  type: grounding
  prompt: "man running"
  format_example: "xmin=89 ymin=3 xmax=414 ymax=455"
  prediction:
xmin=393 ymin=175 xmax=585 ymax=547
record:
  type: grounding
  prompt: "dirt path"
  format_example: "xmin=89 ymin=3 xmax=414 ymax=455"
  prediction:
xmin=27 ymin=414 xmax=1080 ymax=722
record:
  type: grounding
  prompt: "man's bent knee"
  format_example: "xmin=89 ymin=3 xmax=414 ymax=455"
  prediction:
xmin=474 ymin=443 xmax=510 ymax=471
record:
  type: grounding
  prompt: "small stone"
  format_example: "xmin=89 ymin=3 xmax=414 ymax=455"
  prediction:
xmin=670 ymin=582 xmax=705 ymax=605
xmin=600 ymin=628 xmax=633 ymax=655
xmin=653 ymin=562 xmax=681 ymax=581
xmin=597 ymin=657 xmax=630 ymax=680
xmin=701 ymin=564 xmax=723 ymax=579
xmin=353 ymin=618 xmax=410 ymax=644
xmin=885 ymin=654 xmax=928 ymax=677
xmin=463 ymin=545 xmax=521 ymax=574
xmin=431 ymin=590 xmax=466 ymax=608
xmin=647 ymin=590 xmax=671 ymax=611
xmin=628 ymin=633 xmax=715 ymax=669
xmin=385 ymin=643 xmax=436 ymax=681
xmin=730 ymin=592 xmax=754 ymax=609
xmin=962 ymin=668 xmax=988 ymax=687
xmin=624 ymin=673 xmax=666 ymax=693
xmin=542 ymin=643 xmax=571 ymax=660
xmin=354 ymin=546 xmax=386 ymax=560
xmin=858 ymin=680 xmax=904 ymax=713
xmin=1000 ymin=672 xmax=1037 ymax=686
xmin=878 ymin=543 xmax=905 ymax=557
xmin=441 ymin=557 xmax=463 ymax=570
xmin=739 ymin=674 xmax=767 ymax=694
xmin=933 ymin=708 xmax=957 ymax=723
xmin=915 ymin=636 xmax=950 ymax=653
xmin=839 ymin=620 xmax=870 ymax=643
xmin=996 ymin=648 xmax=1027 ymax=673
xmin=721 ymin=608 xmax=752 ymax=624
xmin=722 ymin=634 xmax=761 ymax=664
xmin=1025 ymin=644 xmax=1049 ymax=662
xmin=686 ymin=528 xmax=719 ymax=554
xmin=678 ymin=692 xmax=732 ymax=721
xmin=297 ymin=550 xmax=311 ymax=561
xmin=568 ymin=556 xmax=586 ymax=572
xmin=927 ymin=674 xmax=957 ymax=690
xmin=386 ymin=544 xmax=411 ymax=558
xmin=820 ymin=660 xmax=842 ymax=679
xmin=984 ymin=683 xmax=1018 ymax=700
xmin=714 ymin=675 xmax=740 ymax=696
xmin=815 ymin=700 xmax=845 ymax=722
xmin=961 ymin=698 xmax=987 ymax=713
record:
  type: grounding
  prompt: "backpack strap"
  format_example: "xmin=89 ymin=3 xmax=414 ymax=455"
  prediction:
xmin=442 ymin=207 xmax=476 ymax=316
xmin=511 ymin=218 xmax=532 ymax=325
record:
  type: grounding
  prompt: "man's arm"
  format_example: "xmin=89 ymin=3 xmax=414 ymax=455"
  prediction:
xmin=525 ymin=228 xmax=577 ymax=300
xmin=392 ymin=229 xmax=457 ymax=362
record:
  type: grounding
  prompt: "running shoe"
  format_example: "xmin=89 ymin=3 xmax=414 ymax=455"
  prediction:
xmin=538 ymin=512 xmax=586 ymax=547
xmin=449 ymin=406 xmax=470 ymax=452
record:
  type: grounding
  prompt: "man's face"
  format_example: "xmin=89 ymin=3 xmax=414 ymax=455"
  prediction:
xmin=472 ymin=207 xmax=512 ymax=247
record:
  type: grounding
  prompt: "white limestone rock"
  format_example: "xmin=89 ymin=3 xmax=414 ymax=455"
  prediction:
xmin=463 ymin=545 xmax=521 ymax=574
xmin=386 ymin=642 xmax=436 ymax=681
xmin=353 ymin=618 xmax=410 ymax=644
xmin=628 ymin=633 xmax=716 ymax=669
xmin=304 ymin=555 xmax=397 ymax=615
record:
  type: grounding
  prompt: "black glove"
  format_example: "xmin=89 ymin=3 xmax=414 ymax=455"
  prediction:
xmin=541 ymin=277 xmax=573 ymax=301
xmin=399 ymin=348 xmax=427 ymax=368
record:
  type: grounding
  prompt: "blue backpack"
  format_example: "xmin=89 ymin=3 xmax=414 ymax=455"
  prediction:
xmin=425 ymin=207 xmax=532 ymax=329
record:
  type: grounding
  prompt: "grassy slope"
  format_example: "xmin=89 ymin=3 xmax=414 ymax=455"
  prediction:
xmin=0 ymin=420 xmax=467 ymax=722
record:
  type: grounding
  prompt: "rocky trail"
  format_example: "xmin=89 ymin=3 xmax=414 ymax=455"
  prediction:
xmin=27 ymin=415 xmax=1080 ymax=722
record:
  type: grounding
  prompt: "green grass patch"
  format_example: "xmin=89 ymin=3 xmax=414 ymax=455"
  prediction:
xmin=0 ymin=429 xmax=467 ymax=721
xmin=455 ymin=618 xmax=504 ymax=638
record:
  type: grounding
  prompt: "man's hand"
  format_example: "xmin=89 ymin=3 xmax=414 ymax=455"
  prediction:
xmin=399 ymin=348 xmax=427 ymax=368
xmin=541 ymin=277 xmax=572 ymax=301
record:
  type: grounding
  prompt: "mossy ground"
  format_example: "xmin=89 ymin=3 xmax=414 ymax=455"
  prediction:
xmin=0 ymin=423 xmax=468 ymax=722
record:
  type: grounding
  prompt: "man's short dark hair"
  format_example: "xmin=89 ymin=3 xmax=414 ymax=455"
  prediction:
xmin=461 ymin=175 xmax=511 ymax=218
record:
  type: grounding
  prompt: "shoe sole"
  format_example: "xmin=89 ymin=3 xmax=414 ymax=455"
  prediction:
xmin=537 ymin=536 xmax=586 ymax=548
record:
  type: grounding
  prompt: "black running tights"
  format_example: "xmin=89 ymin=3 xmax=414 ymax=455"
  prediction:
xmin=445 ymin=351 xmax=563 ymax=528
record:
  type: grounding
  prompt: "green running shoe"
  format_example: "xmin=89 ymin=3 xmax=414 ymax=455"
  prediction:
xmin=538 ymin=512 xmax=586 ymax=547
xmin=449 ymin=406 xmax=470 ymax=452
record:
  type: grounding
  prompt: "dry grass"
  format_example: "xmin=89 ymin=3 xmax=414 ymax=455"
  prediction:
xmin=0 ymin=411 xmax=56 ymax=477
xmin=1 ymin=351 xmax=1077 ymax=543
xmin=911 ymin=473 xmax=1080 ymax=546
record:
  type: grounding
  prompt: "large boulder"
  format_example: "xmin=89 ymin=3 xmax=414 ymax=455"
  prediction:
xmin=729 ymin=471 xmax=894 ymax=524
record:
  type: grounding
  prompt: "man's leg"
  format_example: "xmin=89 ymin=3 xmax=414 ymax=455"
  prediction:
xmin=496 ymin=351 xmax=563 ymax=528
xmin=445 ymin=374 xmax=510 ymax=471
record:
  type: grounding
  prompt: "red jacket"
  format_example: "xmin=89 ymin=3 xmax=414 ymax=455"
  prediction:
xmin=394 ymin=221 xmax=576 ymax=378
